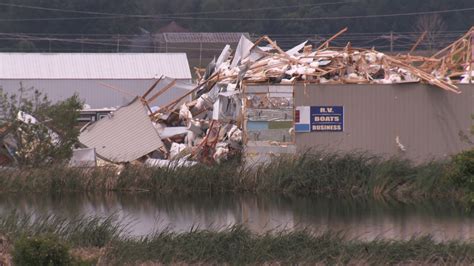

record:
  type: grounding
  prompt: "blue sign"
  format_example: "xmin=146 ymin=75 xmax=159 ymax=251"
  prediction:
xmin=310 ymin=106 xmax=344 ymax=132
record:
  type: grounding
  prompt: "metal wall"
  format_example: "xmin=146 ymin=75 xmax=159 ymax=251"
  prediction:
xmin=294 ymin=83 xmax=474 ymax=162
xmin=0 ymin=79 xmax=192 ymax=108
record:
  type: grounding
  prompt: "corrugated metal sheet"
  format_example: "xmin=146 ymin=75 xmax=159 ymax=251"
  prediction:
xmin=162 ymin=33 xmax=248 ymax=43
xmin=0 ymin=79 xmax=193 ymax=108
xmin=293 ymin=83 xmax=474 ymax=163
xmin=0 ymin=53 xmax=191 ymax=79
xmin=79 ymin=98 xmax=164 ymax=163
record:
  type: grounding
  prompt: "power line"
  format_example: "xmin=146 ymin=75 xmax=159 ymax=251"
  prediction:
xmin=0 ymin=16 xmax=126 ymax=22
xmin=154 ymin=1 xmax=360 ymax=16
xmin=1 ymin=1 xmax=472 ymax=22
xmin=162 ymin=7 xmax=474 ymax=21
xmin=0 ymin=1 xmax=358 ymax=18
xmin=0 ymin=30 xmax=466 ymax=38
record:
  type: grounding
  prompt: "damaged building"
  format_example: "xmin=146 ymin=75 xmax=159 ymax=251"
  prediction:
xmin=73 ymin=27 xmax=474 ymax=167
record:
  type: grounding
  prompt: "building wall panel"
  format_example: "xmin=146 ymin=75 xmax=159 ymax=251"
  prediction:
xmin=294 ymin=84 xmax=474 ymax=162
xmin=0 ymin=79 xmax=192 ymax=108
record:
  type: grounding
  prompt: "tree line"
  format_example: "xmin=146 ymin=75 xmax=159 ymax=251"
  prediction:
xmin=0 ymin=0 xmax=472 ymax=52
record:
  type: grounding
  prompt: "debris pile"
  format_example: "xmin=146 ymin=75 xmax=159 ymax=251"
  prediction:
xmin=79 ymin=77 xmax=243 ymax=167
xmin=76 ymin=28 xmax=474 ymax=168
xmin=399 ymin=27 xmax=474 ymax=84
xmin=209 ymin=28 xmax=461 ymax=93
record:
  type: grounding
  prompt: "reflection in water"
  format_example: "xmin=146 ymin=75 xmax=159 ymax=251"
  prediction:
xmin=0 ymin=193 xmax=473 ymax=241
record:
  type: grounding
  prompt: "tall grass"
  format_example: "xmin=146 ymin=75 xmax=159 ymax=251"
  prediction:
xmin=0 ymin=212 xmax=124 ymax=247
xmin=0 ymin=152 xmax=459 ymax=200
xmin=0 ymin=213 xmax=473 ymax=265
xmin=110 ymin=229 xmax=474 ymax=265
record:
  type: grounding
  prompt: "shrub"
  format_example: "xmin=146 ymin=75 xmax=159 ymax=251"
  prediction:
xmin=12 ymin=234 xmax=72 ymax=266
xmin=446 ymin=150 xmax=474 ymax=205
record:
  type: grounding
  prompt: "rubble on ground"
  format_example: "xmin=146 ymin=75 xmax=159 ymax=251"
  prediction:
xmin=77 ymin=28 xmax=474 ymax=167
xmin=0 ymin=27 xmax=463 ymax=168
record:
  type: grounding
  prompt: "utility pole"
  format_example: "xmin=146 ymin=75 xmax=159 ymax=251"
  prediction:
xmin=81 ymin=35 xmax=84 ymax=53
xmin=199 ymin=41 xmax=203 ymax=66
xmin=390 ymin=31 xmax=394 ymax=53
xmin=116 ymin=34 xmax=120 ymax=53
xmin=199 ymin=33 xmax=203 ymax=66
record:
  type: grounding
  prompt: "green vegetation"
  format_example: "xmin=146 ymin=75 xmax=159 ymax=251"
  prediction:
xmin=446 ymin=149 xmax=474 ymax=206
xmin=0 ymin=213 xmax=123 ymax=248
xmin=0 ymin=0 xmax=472 ymax=35
xmin=0 ymin=152 xmax=461 ymax=201
xmin=110 ymin=229 xmax=474 ymax=265
xmin=0 ymin=212 xmax=473 ymax=265
xmin=0 ymin=0 xmax=472 ymax=52
xmin=0 ymin=87 xmax=82 ymax=167
xmin=13 ymin=235 xmax=72 ymax=266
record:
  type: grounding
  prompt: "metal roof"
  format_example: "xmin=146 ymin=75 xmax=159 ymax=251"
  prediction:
xmin=0 ymin=53 xmax=192 ymax=80
xmin=161 ymin=32 xmax=248 ymax=43
xmin=79 ymin=97 xmax=165 ymax=163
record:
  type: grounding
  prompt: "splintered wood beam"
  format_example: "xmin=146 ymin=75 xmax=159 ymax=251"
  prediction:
xmin=262 ymin=36 xmax=287 ymax=56
xmin=409 ymin=31 xmax=427 ymax=54
xmin=147 ymin=79 xmax=177 ymax=104
xmin=150 ymin=72 xmax=220 ymax=117
xmin=317 ymin=27 xmax=348 ymax=51
xmin=142 ymin=75 xmax=163 ymax=99
xmin=432 ymin=28 xmax=474 ymax=59
xmin=385 ymin=56 xmax=460 ymax=94
xmin=469 ymin=31 xmax=473 ymax=83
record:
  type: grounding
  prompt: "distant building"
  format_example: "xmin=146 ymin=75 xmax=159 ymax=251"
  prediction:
xmin=130 ymin=22 xmax=249 ymax=68
xmin=155 ymin=32 xmax=249 ymax=67
xmin=0 ymin=53 xmax=193 ymax=108
xmin=157 ymin=21 xmax=190 ymax=33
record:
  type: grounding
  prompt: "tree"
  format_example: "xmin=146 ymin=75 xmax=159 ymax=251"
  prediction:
xmin=414 ymin=14 xmax=447 ymax=52
xmin=0 ymin=86 xmax=83 ymax=167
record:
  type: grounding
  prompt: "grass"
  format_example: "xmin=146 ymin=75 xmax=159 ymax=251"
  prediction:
xmin=0 ymin=152 xmax=460 ymax=200
xmin=0 ymin=212 xmax=124 ymax=247
xmin=0 ymin=212 xmax=473 ymax=265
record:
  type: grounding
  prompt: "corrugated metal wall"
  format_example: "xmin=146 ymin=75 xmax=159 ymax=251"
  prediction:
xmin=0 ymin=53 xmax=192 ymax=80
xmin=294 ymin=84 xmax=474 ymax=162
xmin=0 ymin=79 xmax=192 ymax=108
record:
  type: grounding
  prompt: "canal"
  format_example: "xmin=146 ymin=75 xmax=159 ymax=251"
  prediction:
xmin=0 ymin=193 xmax=472 ymax=241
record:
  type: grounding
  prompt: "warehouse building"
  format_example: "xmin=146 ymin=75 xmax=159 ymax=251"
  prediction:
xmin=0 ymin=53 xmax=193 ymax=108
xmin=243 ymin=83 xmax=474 ymax=163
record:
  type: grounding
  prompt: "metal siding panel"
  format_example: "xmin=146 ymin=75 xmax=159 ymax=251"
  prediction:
xmin=79 ymin=98 xmax=164 ymax=162
xmin=294 ymin=84 xmax=474 ymax=163
xmin=0 ymin=53 xmax=191 ymax=80
xmin=0 ymin=79 xmax=193 ymax=108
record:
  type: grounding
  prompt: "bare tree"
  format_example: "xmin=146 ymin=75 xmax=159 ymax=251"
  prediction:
xmin=414 ymin=14 xmax=447 ymax=52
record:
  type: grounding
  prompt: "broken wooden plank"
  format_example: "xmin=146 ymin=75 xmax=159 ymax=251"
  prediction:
xmin=147 ymin=79 xmax=177 ymax=104
xmin=409 ymin=31 xmax=427 ymax=55
xmin=317 ymin=27 xmax=348 ymax=51
xmin=142 ymin=75 xmax=163 ymax=99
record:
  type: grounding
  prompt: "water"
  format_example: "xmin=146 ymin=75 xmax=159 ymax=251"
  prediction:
xmin=1 ymin=192 xmax=473 ymax=241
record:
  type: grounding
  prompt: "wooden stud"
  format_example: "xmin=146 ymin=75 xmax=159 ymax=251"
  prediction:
xmin=147 ymin=79 xmax=177 ymax=104
xmin=142 ymin=75 xmax=163 ymax=99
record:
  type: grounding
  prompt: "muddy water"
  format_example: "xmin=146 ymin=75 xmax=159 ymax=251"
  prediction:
xmin=0 ymin=193 xmax=473 ymax=241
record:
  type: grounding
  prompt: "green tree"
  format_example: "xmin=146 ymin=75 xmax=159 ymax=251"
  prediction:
xmin=0 ymin=86 xmax=83 ymax=167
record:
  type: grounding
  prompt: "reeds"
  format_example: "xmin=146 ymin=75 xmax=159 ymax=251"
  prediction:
xmin=1 ymin=212 xmax=473 ymax=265
xmin=0 ymin=152 xmax=459 ymax=200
